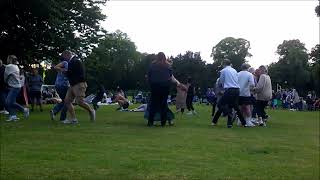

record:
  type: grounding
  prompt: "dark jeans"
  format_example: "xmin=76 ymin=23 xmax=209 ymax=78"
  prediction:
xmin=148 ymin=83 xmax=170 ymax=126
xmin=256 ymin=100 xmax=268 ymax=119
xmin=6 ymin=87 xmax=25 ymax=116
xmin=0 ymin=89 xmax=8 ymax=111
xmin=211 ymin=98 xmax=217 ymax=117
xmin=186 ymin=95 xmax=194 ymax=111
xmin=52 ymin=86 xmax=68 ymax=120
xmin=212 ymin=88 xmax=246 ymax=127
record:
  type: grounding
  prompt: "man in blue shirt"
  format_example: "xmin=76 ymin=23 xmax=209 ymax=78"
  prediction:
xmin=211 ymin=59 xmax=248 ymax=128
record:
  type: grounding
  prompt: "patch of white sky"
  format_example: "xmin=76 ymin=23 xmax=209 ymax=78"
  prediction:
xmin=101 ymin=0 xmax=319 ymax=68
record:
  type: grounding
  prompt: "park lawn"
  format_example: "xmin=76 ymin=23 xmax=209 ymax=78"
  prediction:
xmin=0 ymin=105 xmax=319 ymax=180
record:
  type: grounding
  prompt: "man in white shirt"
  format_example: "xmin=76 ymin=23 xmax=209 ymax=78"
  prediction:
xmin=238 ymin=63 xmax=255 ymax=126
xmin=211 ymin=59 xmax=248 ymax=128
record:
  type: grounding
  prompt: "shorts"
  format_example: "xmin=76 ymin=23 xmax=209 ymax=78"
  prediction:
xmin=122 ymin=101 xmax=129 ymax=109
xmin=65 ymin=82 xmax=87 ymax=104
xmin=239 ymin=96 xmax=252 ymax=105
xmin=30 ymin=91 xmax=41 ymax=99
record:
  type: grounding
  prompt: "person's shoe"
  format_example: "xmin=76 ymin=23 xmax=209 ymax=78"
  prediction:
xmin=62 ymin=119 xmax=72 ymax=124
xmin=71 ymin=119 xmax=79 ymax=124
xmin=227 ymin=125 xmax=233 ymax=128
xmin=0 ymin=110 xmax=9 ymax=115
xmin=259 ymin=122 xmax=266 ymax=127
xmin=186 ymin=111 xmax=193 ymax=115
xmin=236 ymin=119 xmax=242 ymax=126
xmin=6 ymin=115 xmax=19 ymax=122
xmin=90 ymin=110 xmax=96 ymax=122
xmin=169 ymin=121 xmax=174 ymax=126
xmin=50 ymin=110 xmax=55 ymax=121
xmin=246 ymin=120 xmax=255 ymax=127
xmin=161 ymin=121 xmax=166 ymax=127
xmin=211 ymin=122 xmax=216 ymax=126
xmin=24 ymin=108 xmax=30 ymax=119
xmin=147 ymin=121 xmax=154 ymax=127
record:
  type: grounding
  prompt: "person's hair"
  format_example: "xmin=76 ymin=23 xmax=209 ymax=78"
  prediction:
xmin=61 ymin=50 xmax=72 ymax=59
xmin=248 ymin=67 xmax=255 ymax=73
xmin=152 ymin=52 xmax=170 ymax=66
xmin=241 ymin=63 xmax=251 ymax=71
xmin=259 ymin=65 xmax=268 ymax=74
xmin=7 ymin=55 xmax=18 ymax=64
xmin=223 ymin=59 xmax=231 ymax=66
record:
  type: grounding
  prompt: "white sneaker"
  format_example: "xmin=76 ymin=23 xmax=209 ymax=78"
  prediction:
xmin=236 ymin=118 xmax=242 ymax=126
xmin=186 ymin=111 xmax=193 ymax=115
xmin=6 ymin=115 xmax=19 ymax=122
xmin=24 ymin=108 xmax=30 ymax=119
xmin=250 ymin=118 xmax=258 ymax=124
xmin=90 ymin=110 xmax=96 ymax=122
xmin=246 ymin=120 xmax=255 ymax=127
xmin=62 ymin=119 xmax=72 ymax=124
xmin=0 ymin=110 xmax=9 ymax=115
xmin=211 ymin=122 xmax=216 ymax=126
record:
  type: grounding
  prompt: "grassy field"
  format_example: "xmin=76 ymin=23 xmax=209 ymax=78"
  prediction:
xmin=0 ymin=105 xmax=319 ymax=180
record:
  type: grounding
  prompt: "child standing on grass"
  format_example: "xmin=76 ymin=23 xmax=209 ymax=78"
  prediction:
xmin=175 ymin=81 xmax=188 ymax=120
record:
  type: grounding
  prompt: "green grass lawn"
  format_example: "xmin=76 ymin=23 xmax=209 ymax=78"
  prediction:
xmin=1 ymin=105 xmax=319 ymax=180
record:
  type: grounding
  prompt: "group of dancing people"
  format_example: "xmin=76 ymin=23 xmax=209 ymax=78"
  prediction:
xmin=1 ymin=51 xmax=272 ymax=128
xmin=146 ymin=52 xmax=272 ymax=128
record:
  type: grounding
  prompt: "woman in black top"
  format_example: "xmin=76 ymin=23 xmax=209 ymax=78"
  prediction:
xmin=147 ymin=52 xmax=182 ymax=126
xmin=186 ymin=77 xmax=196 ymax=115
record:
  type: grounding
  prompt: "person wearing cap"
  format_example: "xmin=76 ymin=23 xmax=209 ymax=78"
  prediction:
xmin=237 ymin=63 xmax=256 ymax=126
xmin=211 ymin=59 xmax=247 ymax=128
xmin=60 ymin=50 xmax=96 ymax=124
xmin=253 ymin=65 xmax=272 ymax=126
xmin=4 ymin=55 xmax=29 ymax=121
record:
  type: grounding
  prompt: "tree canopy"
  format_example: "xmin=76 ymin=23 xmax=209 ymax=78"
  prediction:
xmin=0 ymin=0 xmax=107 ymax=65
xmin=211 ymin=37 xmax=252 ymax=71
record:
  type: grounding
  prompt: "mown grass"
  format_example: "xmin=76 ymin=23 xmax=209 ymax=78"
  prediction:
xmin=0 ymin=105 xmax=319 ymax=180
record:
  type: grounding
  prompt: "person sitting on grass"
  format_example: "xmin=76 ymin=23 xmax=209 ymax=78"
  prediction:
xmin=114 ymin=92 xmax=130 ymax=111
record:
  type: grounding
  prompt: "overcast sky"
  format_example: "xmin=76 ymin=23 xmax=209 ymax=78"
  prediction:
xmin=101 ymin=1 xmax=319 ymax=68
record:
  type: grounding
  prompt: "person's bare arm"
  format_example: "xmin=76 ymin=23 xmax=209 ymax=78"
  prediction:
xmin=171 ymin=75 xmax=181 ymax=86
xmin=54 ymin=62 xmax=67 ymax=72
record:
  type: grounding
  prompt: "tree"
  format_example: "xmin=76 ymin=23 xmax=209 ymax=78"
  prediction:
xmin=85 ymin=30 xmax=140 ymax=92
xmin=0 ymin=0 xmax=107 ymax=65
xmin=269 ymin=39 xmax=310 ymax=94
xmin=309 ymin=44 xmax=320 ymax=95
xmin=315 ymin=2 xmax=320 ymax=17
xmin=211 ymin=37 xmax=252 ymax=71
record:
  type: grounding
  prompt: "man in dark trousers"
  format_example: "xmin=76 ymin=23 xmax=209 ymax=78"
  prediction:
xmin=61 ymin=50 xmax=95 ymax=124
xmin=211 ymin=59 xmax=248 ymax=128
xmin=0 ymin=59 xmax=9 ymax=114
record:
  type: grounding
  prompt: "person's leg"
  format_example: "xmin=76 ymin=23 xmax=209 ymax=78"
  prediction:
xmin=186 ymin=96 xmax=192 ymax=111
xmin=58 ymin=87 xmax=68 ymax=121
xmin=64 ymin=87 xmax=76 ymax=120
xmin=211 ymin=99 xmax=217 ymax=117
xmin=36 ymin=91 xmax=43 ymax=111
xmin=159 ymin=86 xmax=169 ymax=126
xmin=148 ymin=85 xmax=160 ymax=126
xmin=0 ymin=90 xmax=8 ymax=112
xmin=189 ymin=95 xmax=195 ymax=111
xmin=212 ymin=95 xmax=227 ymax=124
xmin=228 ymin=89 xmax=246 ymax=127
xmin=74 ymin=83 xmax=94 ymax=117
xmin=6 ymin=88 xmax=26 ymax=117
xmin=30 ymin=92 xmax=35 ymax=111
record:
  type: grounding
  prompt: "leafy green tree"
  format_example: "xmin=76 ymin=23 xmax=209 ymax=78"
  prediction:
xmin=0 ymin=0 xmax=107 ymax=65
xmin=315 ymin=2 xmax=320 ymax=17
xmin=85 ymin=30 xmax=139 ymax=92
xmin=211 ymin=37 xmax=252 ymax=71
xmin=269 ymin=39 xmax=310 ymax=94
xmin=309 ymin=44 xmax=320 ymax=95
